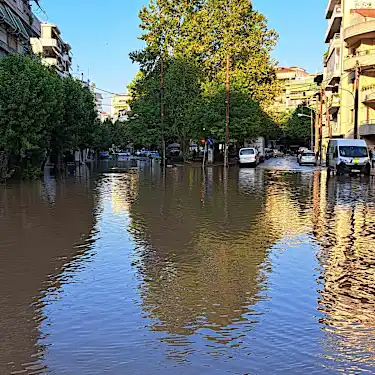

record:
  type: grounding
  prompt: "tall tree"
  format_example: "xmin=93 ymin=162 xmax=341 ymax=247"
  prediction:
xmin=130 ymin=0 xmax=281 ymax=152
xmin=128 ymin=57 xmax=203 ymax=156
xmin=0 ymin=54 xmax=63 ymax=178
xmin=178 ymin=0 xmax=280 ymax=103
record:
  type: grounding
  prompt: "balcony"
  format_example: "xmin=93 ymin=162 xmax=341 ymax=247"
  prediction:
xmin=343 ymin=50 xmax=375 ymax=72
xmin=327 ymin=33 xmax=341 ymax=58
xmin=359 ymin=120 xmax=375 ymax=136
xmin=329 ymin=94 xmax=340 ymax=114
xmin=344 ymin=19 xmax=375 ymax=46
xmin=325 ymin=62 xmax=341 ymax=86
xmin=41 ymin=38 xmax=61 ymax=56
xmin=362 ymin=86 xmax=375 ymax=108
xmin=326 ymin=0 xmax=340 ymax=19
xmin=0 ymin=39 xmax=16 ymax=54
xmin=31 ymin=14 xmax=41 ymax=37
xmin=325 ymin=5 xmax=343 ymax=43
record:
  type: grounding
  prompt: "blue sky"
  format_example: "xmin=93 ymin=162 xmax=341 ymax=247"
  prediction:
xmin=35 ymin=0 xmax=327 ymax=103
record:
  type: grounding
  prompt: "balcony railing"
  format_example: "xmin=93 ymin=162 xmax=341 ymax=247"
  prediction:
xmin=325 ymin=5 xmax=343 ymax=43
xmin=359 ymin=120 xmax=375 ymax=136
xmin=326 ymin=0 xmax=341 ymax=19
xmin=343 ymin=49 xmax=375 ymax=72
xmin=362 ymin=86 xmax=375 ymax=103
xmin=361 ymin=119 xmax=375 ymax=125
xmin=330 ymin=94 xmax=340 ymax=107
xmin=344 ymin=18 xmax=375 ymax=45
xmin=325 ymin=62 xmax=341 ymax=85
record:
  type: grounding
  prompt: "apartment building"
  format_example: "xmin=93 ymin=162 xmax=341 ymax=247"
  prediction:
xmin=111 ymin=94 xmax=131 ymax=122
xmin=324 ymin=0 xmax=375 ymax=146
xmin=31 ymin=23 xmax=72 ymax=77
xmin=274 ymin=67 xmax=320 ymax=112
xmin=95 ymin=92 xmax=103 ymax=113
xmin=0 ymin=0 xmax=40 ymax=56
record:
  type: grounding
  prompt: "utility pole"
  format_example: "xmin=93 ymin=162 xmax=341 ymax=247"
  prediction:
xmin=315 ymin=95 xmax=320 ymax=156
xmin=310 ymin=108 xmax=314 ymax=151
xmin=160 ymin=56 xmax=166 ymax=169
xmin=224 ymin=54 xmax=230 ymax=168
xmin=319 ymin=89 xmax=323 ymax=165
xmin=354 ymin=63 xmax=360 ymax=139
xmin=326 ymin=93 xmax=332 ymax=139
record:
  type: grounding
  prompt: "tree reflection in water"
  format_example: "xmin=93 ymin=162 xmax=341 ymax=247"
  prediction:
xmin=0 ymin=178 xmax=98 ymax=374
xmin=128 ymin=167 xmax=282 ymax=361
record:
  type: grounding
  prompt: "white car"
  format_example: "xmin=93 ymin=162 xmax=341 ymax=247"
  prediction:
xmin=297 ymin=147 xmax=309 ymax=161
xmin=299 ymin=150 xmax=317 ymax=166
xmin=238 ymin=148 xmax=259 ymax=167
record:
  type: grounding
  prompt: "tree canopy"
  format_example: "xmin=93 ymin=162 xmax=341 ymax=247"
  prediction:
xmin=128 ymin=0 xmax=282 ymax=151
xmin=0 ymin=54 xmax=101 ymax=179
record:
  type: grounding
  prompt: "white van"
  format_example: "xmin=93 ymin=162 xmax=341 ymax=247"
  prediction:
xmin=238 ymin=147 xmax=259 ymax=167
xmin=326 ymin=139 xmax=371 ymax=175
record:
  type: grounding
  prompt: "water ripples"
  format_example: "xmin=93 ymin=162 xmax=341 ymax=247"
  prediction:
xmin=2 ymin=162 xmax=375 ymax=374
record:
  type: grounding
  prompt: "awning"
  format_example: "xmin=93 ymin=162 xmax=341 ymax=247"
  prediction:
xmin=0 ymin=3 xmax=29 ymax=40
xmin=350 ymin=8 xmax=375 ymax=18
xmin=0 ymin=3 xmax=17 ymax=33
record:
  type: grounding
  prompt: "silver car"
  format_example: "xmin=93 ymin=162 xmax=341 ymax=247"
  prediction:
xmin=299 ymin=150 xmax=317 ymax=166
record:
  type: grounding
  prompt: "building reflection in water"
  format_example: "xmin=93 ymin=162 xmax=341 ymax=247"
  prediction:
xmin=314 ymin=174 xmax=375 ymax=372
xmin=0 ymin=178 xmax=99 ymax=374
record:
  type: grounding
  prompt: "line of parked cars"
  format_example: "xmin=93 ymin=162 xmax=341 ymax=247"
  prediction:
xmin=238 ymin=147 xmax=282 ymax=167
xmin=135 ymin=150 xmax=161 ymax=159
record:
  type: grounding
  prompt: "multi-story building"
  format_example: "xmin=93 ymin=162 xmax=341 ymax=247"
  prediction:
xmin=111 ymin=94 xmax=131 ymax=122
xmin=324 ymin=0 xmax=375 ymax=146
xmin=274 ymin=67 xmax=320 ymax=112
xmin=95 ymin=92 xmax=103 ymax=114
xmin=30 ymin=23 xmax=72 ymax=77
xmin=0 ymin=0 xmax=41 ymax=56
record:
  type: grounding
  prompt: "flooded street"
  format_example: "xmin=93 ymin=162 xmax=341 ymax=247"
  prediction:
xmin=1 ymin=159 xmax=375 ymax=374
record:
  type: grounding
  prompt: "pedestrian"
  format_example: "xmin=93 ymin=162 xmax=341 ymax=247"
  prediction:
xmin=372 ymin=147 xmax=375 ymax=168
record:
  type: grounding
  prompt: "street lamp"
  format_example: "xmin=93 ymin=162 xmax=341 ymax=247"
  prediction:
xmin=298 ymin=110 xmax=314 ymax=151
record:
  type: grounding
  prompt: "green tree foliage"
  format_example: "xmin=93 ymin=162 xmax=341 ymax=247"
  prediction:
xmin=0 ymin=54 xmax=63 ymax=178
xmin=283 ymin=107 xmax=313 ymax=142
xmin=129 ymin=0 xmax=282 ymax=148
xmin=179 ymin=0 xmax=280 ymax=104
xmin=0 ymin=54 xmax=99 ymax=179
xmin=128 ymin=57 xmax=203 ymax=153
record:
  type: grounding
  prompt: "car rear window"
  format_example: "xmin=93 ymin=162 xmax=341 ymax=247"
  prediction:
xmin=303 ymin=152 xmax=315 ymax=156
xmin=240 ymin=149 xmax=255 ymax=155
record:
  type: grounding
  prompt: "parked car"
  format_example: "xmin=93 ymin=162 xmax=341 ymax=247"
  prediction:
xmin=99 ymin=151 xmax=110 ymax=160
xmin=273 ymin=149 xmax=284 ymax=158
xmin=118 ymin=152 xmax=131 ymax=161
xmin=238 ymin=147 xmax=259 ymax=167
xmin=265 ymin=148 xmax=274 ymax=159
xmin=169 ymin=148 xmax=180 ymax=157
xmin=326 ymin=139 xmax=371 ymax=175
xmin=149 ymin=151 xmax=161 ymax=159
xmin=297 ymin=147 xmax=309 ymax=158
xmin=298 ymin=150 xmax=317 ymax=166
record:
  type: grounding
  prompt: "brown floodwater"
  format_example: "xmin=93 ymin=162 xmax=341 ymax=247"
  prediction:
xmin=1 ymin=159 xmax=375 ymax=374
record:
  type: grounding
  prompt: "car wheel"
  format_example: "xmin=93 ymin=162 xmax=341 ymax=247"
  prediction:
xmin=336 ymin=165 xmax=344 ymax=176
xmin=364 ymin=164 xmax=371 ymax=176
